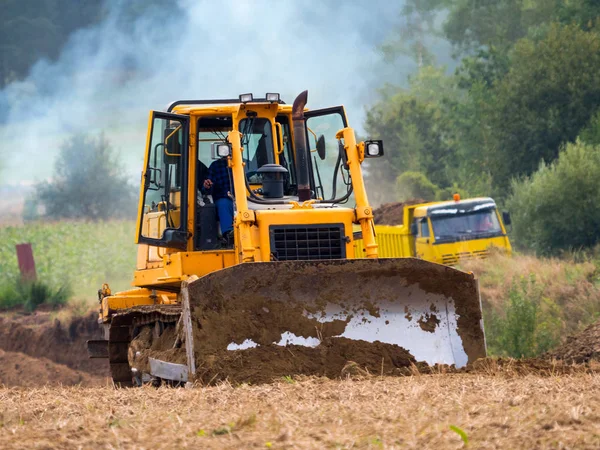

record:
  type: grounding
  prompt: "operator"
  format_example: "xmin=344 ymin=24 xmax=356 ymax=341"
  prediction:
xmin=203 ymin=156 xmax=234 ymax=243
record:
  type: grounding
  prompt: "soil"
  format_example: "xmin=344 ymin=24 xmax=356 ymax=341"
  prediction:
xmin=0 ymin=311 xmax=109 ymax=375
xmin=372 ymin=199 xmax=424 ymax=225
xmin=0 ymin=310 xmax=109 ymax=386
xmin=547 ymin=320 xmax=600 ymax=363
xmin=0 ymin=349 xmax=103 ymax=387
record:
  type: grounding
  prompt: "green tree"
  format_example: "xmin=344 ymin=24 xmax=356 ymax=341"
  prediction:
xmin=507 ymin=140 xmax=600 ymax=254
xmin=485 ymin=24 xmax=600 ymax=190
xmin=35 ymin=134 xmax=137 ymax=220
xmin=364 ymin=66 xmax=460 ymax=202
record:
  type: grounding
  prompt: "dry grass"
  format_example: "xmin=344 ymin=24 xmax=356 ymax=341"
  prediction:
xmin=462 ymin=251 xmax=600 ymax=332
xmin=1 ymin=374 xmax=600 ymax=449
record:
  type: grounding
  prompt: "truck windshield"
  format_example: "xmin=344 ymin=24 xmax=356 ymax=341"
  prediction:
xmin=431 ymin=209 xmax=502 ymax=241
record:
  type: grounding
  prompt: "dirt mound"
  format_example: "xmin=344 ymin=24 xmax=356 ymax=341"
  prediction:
xmin=372 ymin=199 xmax=424 ymax=225
xmin=0 ymin=312 xmax=109 ymax=376
xmin=0 ymin=349 xmax=104 ymax=387
xmin=546 ymin=320 xmax=600 ymax=363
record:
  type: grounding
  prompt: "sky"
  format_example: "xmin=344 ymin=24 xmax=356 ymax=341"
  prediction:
xmin=0 ymin=0 xmax=454 ymax=186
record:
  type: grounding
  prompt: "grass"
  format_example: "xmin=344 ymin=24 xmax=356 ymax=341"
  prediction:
xmin=0 ymin=279 xmax=71 ymax=312
xmin=461 ymin=250 xmax=600 ymax=357
xmin=1 ymin=375 xmax=599 ymax=449
xmin=0 ymin=220 xmax=136 ymax=308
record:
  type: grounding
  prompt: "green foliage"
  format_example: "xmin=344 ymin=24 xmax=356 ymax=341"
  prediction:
xmin=0 ymin=278 xmax=71 ymax=312
xmin=485 ymin=24 xmax=600 ymax=190
xmin=0 ymin=221 xmax=136 ymax=300
xmin=35 ymin=133 xmax=137 ymax=221
xmin=365 ymin=66 xmax=459 ymax=202
xmin=485 ymin=276 xmax=562 ymax=358
xmin=396 ymin=171 xmax=438 ymax=201
xmin=0 ymin=0 xmax=103 ymax=86
xmin=507 ymin=140 xmax=600 ymax=254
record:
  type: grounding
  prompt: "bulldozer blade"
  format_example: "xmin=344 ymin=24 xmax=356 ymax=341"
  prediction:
xmin=184 ymin=258 xmax=486 ymax=375
xmin=149 ymin=357 xmax=188 ymax=382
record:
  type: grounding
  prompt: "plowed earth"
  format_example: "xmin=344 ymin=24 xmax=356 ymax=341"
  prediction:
xmin=0 ymin=310 xmax=108 ymax=387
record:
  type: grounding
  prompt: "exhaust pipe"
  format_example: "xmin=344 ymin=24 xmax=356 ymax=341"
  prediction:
xmin=292 ymin=90 xmax=311 ymax=202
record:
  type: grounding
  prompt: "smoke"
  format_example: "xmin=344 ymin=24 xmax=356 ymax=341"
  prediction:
xmin=0 ymin=0 xmax=403 ymax=185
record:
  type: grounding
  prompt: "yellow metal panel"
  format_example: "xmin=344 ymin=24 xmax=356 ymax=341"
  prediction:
xmin=354 ymin=225 xmax=412 ymax=258
xmin=132 ymin=250 xmax=236 ymax=288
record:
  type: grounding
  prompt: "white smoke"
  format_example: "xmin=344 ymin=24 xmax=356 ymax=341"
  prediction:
xmin=0 ymin=0 xmax=404 ymax=185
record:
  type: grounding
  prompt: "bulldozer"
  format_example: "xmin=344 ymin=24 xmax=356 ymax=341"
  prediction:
xmin=87 ymin=91 xmax=486 ymax=386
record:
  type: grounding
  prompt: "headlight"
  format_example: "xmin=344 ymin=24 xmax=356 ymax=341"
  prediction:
xmin=364 ymin=140 xmax=384 ymax=158
xmin=212 ymin=142 xmax=232 ymax=158
xmin=239 ymin=93 xmax=253 ymax=103
xmin=265 ymin=92 xmax=280 ymax=102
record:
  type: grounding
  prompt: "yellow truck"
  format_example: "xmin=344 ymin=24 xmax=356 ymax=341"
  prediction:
xmin=355 ymin=195 xmax=512 ymax=265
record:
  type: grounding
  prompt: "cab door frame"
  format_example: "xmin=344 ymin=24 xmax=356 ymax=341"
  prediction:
xmin=136 ymin=111 xmax=190 ymax=250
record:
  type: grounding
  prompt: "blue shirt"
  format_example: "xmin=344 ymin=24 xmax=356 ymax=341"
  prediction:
xmin=205 ymin=158 xmax=233 ymax=200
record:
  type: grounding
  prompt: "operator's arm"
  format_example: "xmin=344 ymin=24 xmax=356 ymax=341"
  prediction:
xmin=202 ymin=163 xmax=215 ymax=194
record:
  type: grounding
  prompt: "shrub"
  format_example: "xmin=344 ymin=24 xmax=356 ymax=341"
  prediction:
xmin=507 ymin=140 xmax=600 ymax=255
xmin=484 ymin=275 xmax=563 ymax=357
xmin=0 ymin=278 xmax=71 ymax=312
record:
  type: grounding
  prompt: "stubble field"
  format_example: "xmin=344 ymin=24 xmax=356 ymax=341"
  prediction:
xmin=2 ymin=372 xmax=600 ymax=449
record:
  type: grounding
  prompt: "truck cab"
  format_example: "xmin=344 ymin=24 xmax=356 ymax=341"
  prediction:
xmin=409 ymin=197 xmax=511 ymax=264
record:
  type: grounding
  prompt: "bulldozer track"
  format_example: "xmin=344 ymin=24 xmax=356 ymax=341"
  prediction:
xmin=108 ymin=305 xmax=182 ymax=387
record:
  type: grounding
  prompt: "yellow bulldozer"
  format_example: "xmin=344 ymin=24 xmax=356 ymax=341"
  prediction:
xmin=87 ymin=91 xmax=486 ymax=386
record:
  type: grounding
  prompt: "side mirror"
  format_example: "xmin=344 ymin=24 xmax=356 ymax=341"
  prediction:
xmin=502 ymin=211 xmax=512 ymax=226
xmin=211 ymin=142 xmax=232 ymax=159
xmin=316 ymin=135 xmax=326 ymax=160
xmin=364 ymin=140 xmax=384 ymax=158
xmin=410 ymin=222 xmax=418 ymax=236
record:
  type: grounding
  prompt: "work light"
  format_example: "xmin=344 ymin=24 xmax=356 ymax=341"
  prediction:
xmin=265 ymin=93 xmax=280 ymax=102
xmin=364 ymin=140 xmax=384 ymax=158
xmin=239 ymin=93 xmax=253 ymax=103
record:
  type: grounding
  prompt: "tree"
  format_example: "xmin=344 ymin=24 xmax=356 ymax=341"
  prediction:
xmin=507 ymin=140 xmax=600 ymax=254
xmin=364 ymin=66 xmax=461 ymax=203
xmin=484 ymin=24 xmax=600 ymax=191
xmin=35 ymin=134 xmax=137 ymax=220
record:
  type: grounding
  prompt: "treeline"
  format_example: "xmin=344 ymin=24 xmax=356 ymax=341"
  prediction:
xmin=364 ymin=0 xmax=600 ymax=254
xmin=0 ymin=0 xmax=172 ymax=88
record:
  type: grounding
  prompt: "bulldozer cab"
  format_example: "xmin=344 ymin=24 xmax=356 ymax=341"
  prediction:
xmin=135 ymin=98 xmax=363 ymax=255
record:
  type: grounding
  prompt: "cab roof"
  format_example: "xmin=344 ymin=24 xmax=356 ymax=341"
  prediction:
xmin=413 ymin=197 xmax=496 ymax=217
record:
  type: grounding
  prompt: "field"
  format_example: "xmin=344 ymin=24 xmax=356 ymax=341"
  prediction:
xmin=2 ymin=221 xmax=600 ymax=448
xmin=0 ymin=220 xmax=136 ymax=304
xmin=1 ymin=373 xmax=600 ymax=449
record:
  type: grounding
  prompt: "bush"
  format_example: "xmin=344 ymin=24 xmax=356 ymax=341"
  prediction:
xmin=507 ymin=140 xmax=600 ymax=255
xmin=34 ymin=133 xmax=137 ymax=221
xmin=0 ymin=278 xmax=71 ymax=312
xmin=485 ymin=276 xmax=562 ymax=358
xmin=396 ymin=171 xmax=439 ymax=201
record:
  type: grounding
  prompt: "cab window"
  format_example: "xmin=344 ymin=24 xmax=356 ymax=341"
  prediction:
xmin=420 ymin=219 xmax=430 ymax=238
xmin=239 ymin=117 xmax=274 ymax=182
